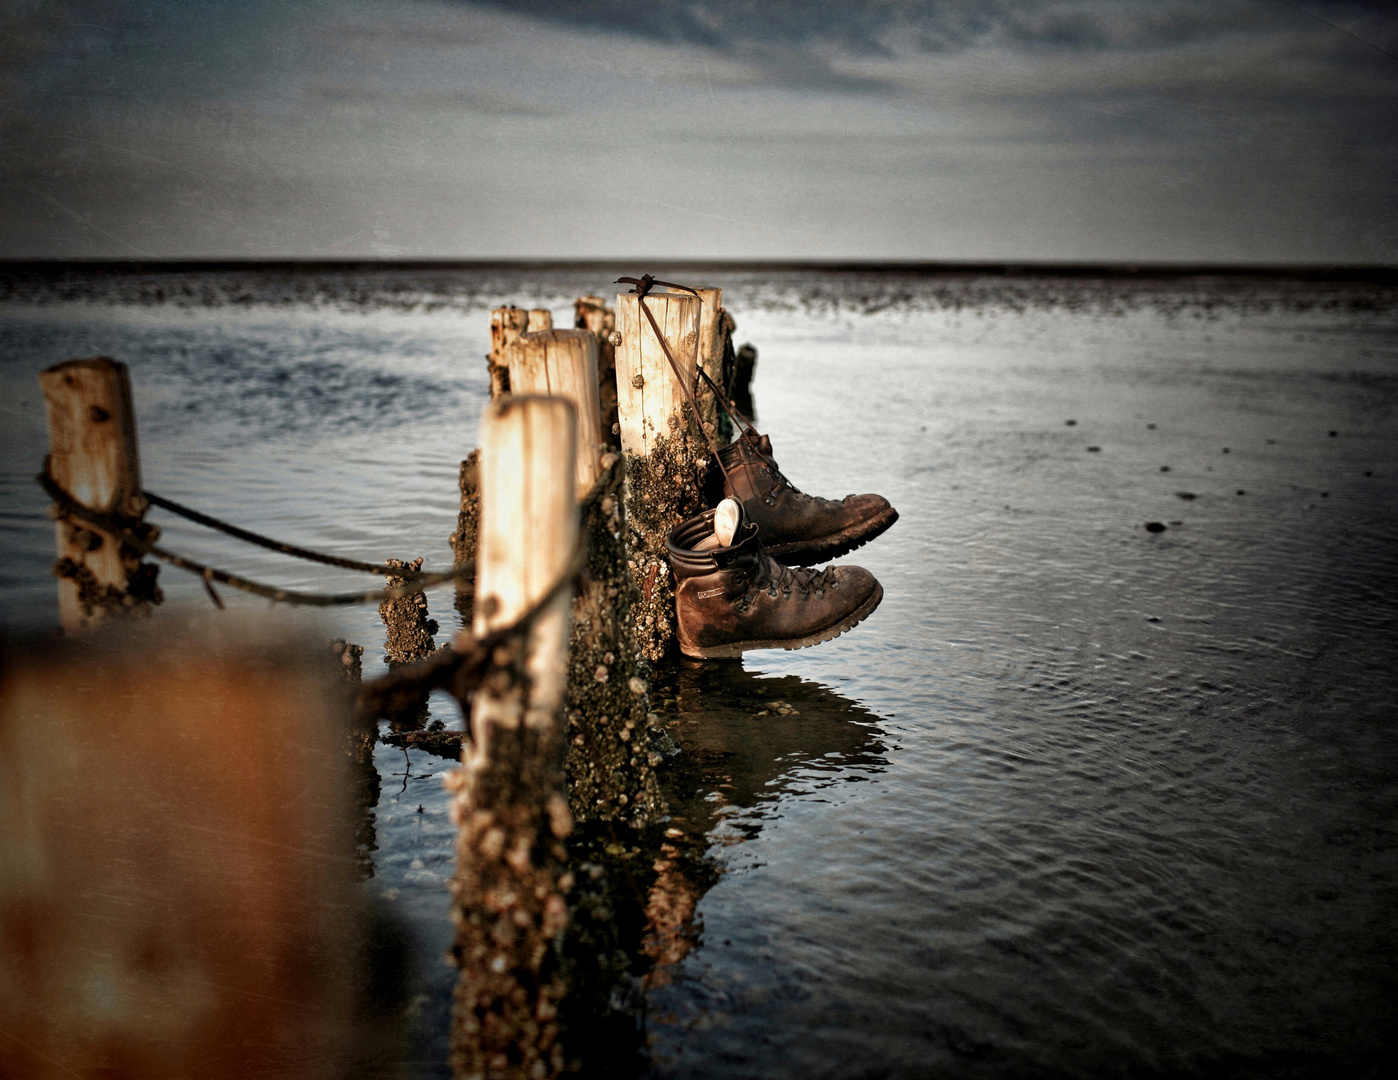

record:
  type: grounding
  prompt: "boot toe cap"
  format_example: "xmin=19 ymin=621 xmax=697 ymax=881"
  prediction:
xmin=845 ymin=492 xmax=893 ymax=516
xmin=831 ymin=564 xmax=880 ymax=607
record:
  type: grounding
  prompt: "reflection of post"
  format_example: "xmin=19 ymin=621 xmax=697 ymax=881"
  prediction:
xmin=506 ymin=330 xmax=663 ymax=825
xmin=447 ymin=396 xmax=577 ymax=1080
xmin=37 ymin=356 xmax=161 ymax=634
xmin=613 ymin=289 xmax=707 ymax=661
xmin=574 ymin=295 xmax=619 ymax=449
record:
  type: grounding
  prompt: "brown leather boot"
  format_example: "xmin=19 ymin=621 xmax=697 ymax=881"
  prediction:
xmin=667 ymin=503 xmax=883 ymax=660
xmin=708 ymin=431 xmax=898 ymax=565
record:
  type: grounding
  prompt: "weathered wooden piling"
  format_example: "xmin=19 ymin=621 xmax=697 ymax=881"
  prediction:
xmin=38 ymin=356 xmax=161 ymax=634
xmin=613 ymin=289 xmax=708 ymax=661
xmin=445 ymin=396 xmax=577 ymax=1080
xmin=464 ymin=305 xmax=547 ymax=624
xmin=378 ymin=556 xmax=440 ymax=666
xmin=378 ymin=556 xmax=440 ymax=731
xmin=487 ymin=306 xmax=531 ymax=399
xmin=506 ymin=331 xmax=604 ymax=497
xmin=449 ymin=450 xmax=481 ymax=626
xmin=689 ymin=286 xmax=727 ymax=440
xmin=506 ymin=329 xmax=663 ymax=825
xmin=574 ymin=295 xmax=619 ymax=449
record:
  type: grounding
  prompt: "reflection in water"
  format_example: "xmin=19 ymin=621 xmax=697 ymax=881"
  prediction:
xmin=648 ymin=660 xmax=887 ymax=982
xmin=561 ymin=658 xmax=886 ymax=1075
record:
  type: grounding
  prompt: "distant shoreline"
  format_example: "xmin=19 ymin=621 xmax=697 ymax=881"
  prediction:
xmin=1 ymin=259 xmax=1394 ymax=286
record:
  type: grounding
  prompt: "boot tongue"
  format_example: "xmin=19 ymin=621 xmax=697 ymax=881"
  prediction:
xmin=713 ymin=497 xmax=742 ymax=546
xmin=711 ymin=513 xmax=760 ymax=568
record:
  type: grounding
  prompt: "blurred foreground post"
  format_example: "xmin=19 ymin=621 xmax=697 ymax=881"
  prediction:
xmin=613 ymin=288 xmax=707 ymax=660
xmin=506 ymin=331 xmax=663 ymax=825
xmin=38 ymin=356 xmax=161 ymax=634
xmin=446 ymin=396 xmax=577 ymax=1080
xmin=0 ymin=621 xmax=363 ymax=1079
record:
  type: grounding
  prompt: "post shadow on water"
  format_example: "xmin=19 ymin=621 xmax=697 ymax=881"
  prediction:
xmin=557 ymin=656 xmax=888 ymax=1079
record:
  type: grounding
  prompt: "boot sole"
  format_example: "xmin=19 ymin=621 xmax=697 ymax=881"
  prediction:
xmin=682 ymin=581 xmax=884 ymax=660
xmin=764 ymin=506 xmax=900 ymax=566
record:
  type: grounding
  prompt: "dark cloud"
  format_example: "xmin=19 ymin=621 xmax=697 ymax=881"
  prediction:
xmin=459 ymin=0 xmax=1395 ymax=56
xmin=450 ymin=0 xmax=1398 ymax=96
xmin=0 ymin=0 xmax=1394 ymax=261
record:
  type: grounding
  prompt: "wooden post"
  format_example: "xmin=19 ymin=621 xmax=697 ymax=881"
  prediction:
xmin=690 ymin=286 xmax=726 ymax=440
xmin=505 ymin=331 xmax=603 ymax=498
xmin=0 ymin=621 xmax=363 ymax=1078
xmin=613 ymin=289 xmax=707 ymax=661
xmin=37 ymin=356 xmax=161 ymax=635
xmin=379 ymin=557 xmax=440 ymax=668
xmin=505 ymin=331 xmax=663 ymax=825
xmin=527 ymin=308 xmax=553 ymax=333
xmin=446 ymin=396 xmax=577 ymax=1080
xmin=449 ymin=450 xmax=481 ymax=627
xmin=574 ymin=296 xmax=619 ymax=449
xmin=487 ymin=307 xmax=531 ymax=399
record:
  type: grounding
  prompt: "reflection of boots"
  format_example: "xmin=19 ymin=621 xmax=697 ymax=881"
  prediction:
xmin=667 ymin=501 xmax=883 ymax=659
xmin=710 ymin=432 xmax=898 ymax=565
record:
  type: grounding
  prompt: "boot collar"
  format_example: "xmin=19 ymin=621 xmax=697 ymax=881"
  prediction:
xmin=717 ymin=431 xmax=773 ymax=469
xmin=667 ymin=507 xmax=761 ymax=579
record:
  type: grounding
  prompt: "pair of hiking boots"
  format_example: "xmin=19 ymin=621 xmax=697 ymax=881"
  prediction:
xmin=666 ymin=430 xmax=897 ymax=660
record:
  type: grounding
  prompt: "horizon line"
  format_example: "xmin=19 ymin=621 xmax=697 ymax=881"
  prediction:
xmin=1 ymin=257 xmax=1395 ymax=284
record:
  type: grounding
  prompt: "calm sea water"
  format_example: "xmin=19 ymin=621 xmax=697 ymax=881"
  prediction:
xmin=2 ymin=267 xmax=1396 ymax=1078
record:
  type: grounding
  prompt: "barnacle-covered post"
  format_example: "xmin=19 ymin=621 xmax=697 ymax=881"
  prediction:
xmin=37 ymin=356 xmax=161 ymax=634
xmin=449 ymin=450 xmax=481 ymax=627
xmin=613 ymin=288 xmax=707 ymax=661
xmin=506 ymin=329 xmax=663 ymax=826
xmin=445 ymin=396 xmax=577 ymax=1080
xmin=378 ymin=556 xmax=439 ymax=730
xmin=379 ymin=557 xmax=439 ymax=667
xmin=460 ymin=306 xmax=549 ymax=624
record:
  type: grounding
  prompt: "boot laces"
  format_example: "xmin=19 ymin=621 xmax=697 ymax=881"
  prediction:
xmin=751 ymin=555 xmax=836 ymax=601
xmin=756 ymin=455 xmax=839 ymax=507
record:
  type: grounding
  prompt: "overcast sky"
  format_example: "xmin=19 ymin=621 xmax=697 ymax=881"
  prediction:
xmin=2 ymin=0 xmax=1395 ymax=263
